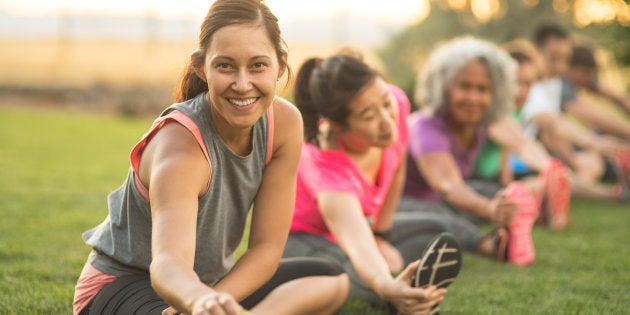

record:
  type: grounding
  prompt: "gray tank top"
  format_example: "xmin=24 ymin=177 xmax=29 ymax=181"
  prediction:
xmin=83 ymin=92 xmax=270 ymax=285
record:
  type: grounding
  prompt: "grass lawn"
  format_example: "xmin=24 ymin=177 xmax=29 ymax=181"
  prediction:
xmin=1 ymin=106 xmax=628 ymax=314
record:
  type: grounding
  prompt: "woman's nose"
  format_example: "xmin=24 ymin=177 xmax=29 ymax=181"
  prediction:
xmin=379 ymin=108 xmax=396 ymax=128
xmin=232 ymin=71 xmax=252 ymax=91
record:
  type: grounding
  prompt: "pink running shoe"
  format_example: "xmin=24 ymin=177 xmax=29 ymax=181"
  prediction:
xmin=613 ymin=150 xmax=630 ymax=202
xmin=504 ymin=182 xmax=538 ymax=266
xmin=538 ymin=158 xmax=572 ymax=230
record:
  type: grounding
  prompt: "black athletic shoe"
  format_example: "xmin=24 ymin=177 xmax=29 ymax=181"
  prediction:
xmin=412 ymin=232 xmax=462 ymax=315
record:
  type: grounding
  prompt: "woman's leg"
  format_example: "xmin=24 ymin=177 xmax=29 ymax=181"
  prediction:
xmin=397 ymin=197 xmax=484 ymax=253
xmin=389 ymin=211 xmax=450 ymax=265
xmin=85 ymin=260 xmax=348 ymax=315
xmin=85 ymin=274 xmax=167 ymax=315
xmin=250 ymin=273 xmax=348 ymax=315
xmin=243 ymin=257 xmax=348 ymax=315
xmin=282 ymin=233 xmax=384 ymax=307
xmin=465 ymin=179 xmax=502 ymax=199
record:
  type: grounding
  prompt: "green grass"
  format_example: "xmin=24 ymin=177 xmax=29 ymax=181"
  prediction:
xmin=1 ymin=106 xmax=629 ymax=314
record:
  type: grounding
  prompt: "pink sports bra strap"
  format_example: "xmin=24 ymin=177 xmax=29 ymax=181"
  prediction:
xmin=129 ymin=110 xmax=212 ymax=201
xmin=266 ymin=103 xmax=275 ymax=164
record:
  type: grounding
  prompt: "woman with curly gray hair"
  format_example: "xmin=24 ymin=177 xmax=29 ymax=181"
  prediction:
xmin=400 ymin=36 xmax=539 ymax=266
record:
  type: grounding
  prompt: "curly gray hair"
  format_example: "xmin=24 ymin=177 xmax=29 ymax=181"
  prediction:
xmin=415 ymin=36 xmax=517 ymax=125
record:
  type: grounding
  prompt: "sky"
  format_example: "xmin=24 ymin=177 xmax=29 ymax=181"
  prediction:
xmin=0 ymin=0 xmax=429 ymax=25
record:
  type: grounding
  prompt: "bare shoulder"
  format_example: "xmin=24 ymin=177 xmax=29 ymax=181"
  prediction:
xmin=272 ymin=97 xmax=304 ymax=163
xmin=272 ymin=96 xmax=303 ymax=128
xmin=272 ymin=96 xmax=303 ymax=138
xmin=151 ymin=121 xmax=200 ymax=153
xmin=139 ymin=121 xmax=210 ymax=193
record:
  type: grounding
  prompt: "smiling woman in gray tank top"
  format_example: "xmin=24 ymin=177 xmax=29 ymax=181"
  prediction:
xmin=72 ymin=1 xmax=349 ymax=314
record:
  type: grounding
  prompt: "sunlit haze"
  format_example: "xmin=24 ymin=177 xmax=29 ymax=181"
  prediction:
xmin=2 ymin=0 xmax=627 ymax=88
xmin=1 ymin=0 xmax=429 ymax=25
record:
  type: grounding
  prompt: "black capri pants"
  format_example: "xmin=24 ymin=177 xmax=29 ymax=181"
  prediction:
xmin=79 ymin=257 xmax=344 ymax=315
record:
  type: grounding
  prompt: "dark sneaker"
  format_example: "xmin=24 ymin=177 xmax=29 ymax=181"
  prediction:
xmin=413 ymin=232 xmax=462 ymax=314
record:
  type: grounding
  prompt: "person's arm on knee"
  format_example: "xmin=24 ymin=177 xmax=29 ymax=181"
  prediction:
xmin=372 ymin=156 xmax=407 ymax=273
xmin=318 ymin=192 xmax=444 ymax=314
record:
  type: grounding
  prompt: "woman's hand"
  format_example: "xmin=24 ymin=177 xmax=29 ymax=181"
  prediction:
xmin=162 ymin=306 xmax=181 ymax=315
xmin=189 ymin=292 xmax=244 ymax=315
xmin=380 ymin=260 xmax=446 ymax=315
xmin=593 ymin=135 xmax=628 ymax=159
xmin=375 ymin=237 xmax=404 ymax=274
xmin=488 ymin=190 xmax=518 ymax=228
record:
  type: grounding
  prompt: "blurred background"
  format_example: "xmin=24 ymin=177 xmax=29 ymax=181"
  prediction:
xmin=0 ymin=0 xmax=628 ymax=116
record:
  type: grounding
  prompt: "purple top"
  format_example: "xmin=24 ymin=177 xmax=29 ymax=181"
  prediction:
xmin=403 ymin=111 xmax=487 ymax=201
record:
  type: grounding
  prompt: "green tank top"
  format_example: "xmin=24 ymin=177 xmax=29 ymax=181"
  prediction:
xmin=473 ymin=111 xmax=521 ymax=180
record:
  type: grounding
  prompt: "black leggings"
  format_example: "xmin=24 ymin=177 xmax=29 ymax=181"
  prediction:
xmin=283 ymin=213 xmax=451 ymax=307
xmin=80 ymin=257 xmax=343 ymax=315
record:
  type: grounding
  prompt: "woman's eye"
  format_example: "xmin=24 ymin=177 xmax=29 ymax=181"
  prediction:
xmin=252 ymin=62 xmax=267 ymax=70
xmin=360 ymin=113 xmax=376 ymax=121
xmin=216 ymin=63 xmax=232 ymax=70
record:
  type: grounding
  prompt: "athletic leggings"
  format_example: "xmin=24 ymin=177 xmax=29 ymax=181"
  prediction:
xmin=283 ymin=213 xmax=450 ymax=307
xmin=398 ymin=179 xmax=502 ymax=252
xmin=282 ymin=180 xmax=500 ymax=307
xmin=79 ymin=257 xmax=343 ymax=315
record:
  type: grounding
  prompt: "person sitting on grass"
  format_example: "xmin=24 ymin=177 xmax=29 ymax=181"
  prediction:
xmin=476 ymin=40 xmax=630 ymax=210
xmin=72 ymin=1 xmax=349 ymax=314
xmin=473 ymin=39 xmax=573 ymax=230
xmin=560 ymin=43 xmax=630 ymax=193
xmin=521 ymin=23 xmax=630 ymax=202
xmin=283 ymin=51 xmax=462 ymax=315
xmin=560 ymin=42 xmax=630 ymax=141
xmin=532 ymin=21 xmax=630 ymax=119
xmin=400 ymin=36 xmax=540 ymax=267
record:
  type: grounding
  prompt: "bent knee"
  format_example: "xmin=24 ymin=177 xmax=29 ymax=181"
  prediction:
xmin=330 ymin=274 xmax=350 ymax=311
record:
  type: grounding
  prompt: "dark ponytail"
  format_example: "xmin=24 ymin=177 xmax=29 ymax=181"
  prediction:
xmin=294 ymin=58 xmax=322 ymax=146
xmin=293 ymin=53 xmax=379 ymax=147
xmin=173 ymin=51 xmax=208 ymax=103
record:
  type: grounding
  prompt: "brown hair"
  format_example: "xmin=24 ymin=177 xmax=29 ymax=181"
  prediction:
xmin=570 ymin=44 xmax=597 ymax=70
xmin=293 ymin=53 xmax=379 ymax=146
xmin=503 ymin=39 xmax=543 ymax=81
xmin=172 ymin=0 xmax=291 ymax=102
xmin=532 ymin=21 xmax=570 ymax=49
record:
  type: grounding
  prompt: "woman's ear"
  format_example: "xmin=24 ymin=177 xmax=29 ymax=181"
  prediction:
xmin=327 ymin=120 xmax=343 ymax=134
xmin=278 ymin=53 xmax=288 ymax=80
xmin=191 ymin=50 xmax=207 ymax=82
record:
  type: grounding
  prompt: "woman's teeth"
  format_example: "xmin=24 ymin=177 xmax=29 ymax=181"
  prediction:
xmin=229 ymin=98 xmax=257 ymax=107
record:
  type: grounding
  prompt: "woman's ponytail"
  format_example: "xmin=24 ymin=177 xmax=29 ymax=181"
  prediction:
xmin=294 ymin=57 xmax=323 ymax=146
xmin=294 ymin=53 xmax=379 ymax=147
xmin=172 ymin=50 xmax=209 ymax=103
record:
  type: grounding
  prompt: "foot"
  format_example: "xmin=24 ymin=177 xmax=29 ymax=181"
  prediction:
xmin=504 ymin=182 xmax=537 ymax=266
xmin=613 ymin=150 xmax=630 ymax=202
xmin=413 ymin=232 xmax=462 ymax=315
xmin=614 ymin=183 xmax=630 ymax=203
xmin=538 ymin=158 xmax=572 ymax=230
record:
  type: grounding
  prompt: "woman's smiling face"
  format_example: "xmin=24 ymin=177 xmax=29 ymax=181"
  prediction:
xmin=446 ymin=58 xmax=493 ymax=126
xmin=203 ymin=23 xmax=285 ymax=131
